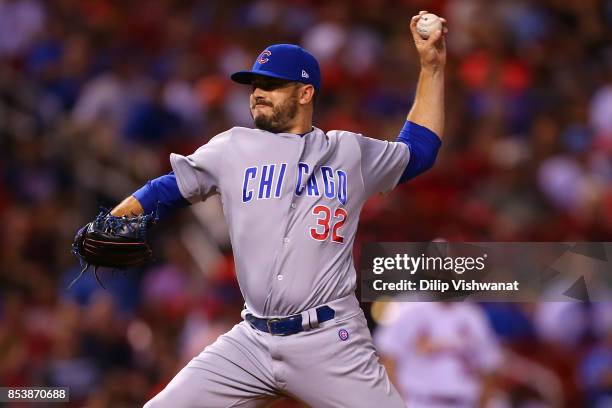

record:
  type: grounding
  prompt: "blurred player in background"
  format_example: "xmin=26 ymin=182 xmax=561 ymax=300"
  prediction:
xmin=375 ymin=302 xmax=503 ymax=407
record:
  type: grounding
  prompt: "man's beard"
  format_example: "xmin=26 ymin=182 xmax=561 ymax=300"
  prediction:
xmin=252 ymin=92 xmax=299 ymax=133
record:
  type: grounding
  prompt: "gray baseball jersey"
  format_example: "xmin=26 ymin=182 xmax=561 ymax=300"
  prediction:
xmin=144 ymin=126 xmax=410 ymax=407
xmin=170 ymin=126 xmax=409 ymax=317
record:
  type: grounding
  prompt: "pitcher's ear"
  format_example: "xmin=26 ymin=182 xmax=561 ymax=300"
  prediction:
xmin=299 ymin=84 xmax=315 ymax=105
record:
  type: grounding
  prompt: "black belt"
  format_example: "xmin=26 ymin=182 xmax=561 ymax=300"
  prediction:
xmin=245 ymin=306 xmax=335 ymax=336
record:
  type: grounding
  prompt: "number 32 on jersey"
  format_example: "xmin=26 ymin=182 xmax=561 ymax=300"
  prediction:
xmin=310 ymin=205 xmax=347 ymax=243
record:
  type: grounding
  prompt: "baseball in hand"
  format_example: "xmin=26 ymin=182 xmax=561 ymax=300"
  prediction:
xmin=416 ymin=13 xmax=442 ymax=39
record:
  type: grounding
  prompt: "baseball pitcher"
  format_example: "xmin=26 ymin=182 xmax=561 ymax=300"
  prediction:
xmin=73 ymin=11 xmax=447 ymax=407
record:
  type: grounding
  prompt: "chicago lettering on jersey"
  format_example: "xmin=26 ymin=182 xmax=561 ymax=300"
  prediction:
xmin=242 ymin=163 xmax=347 ymax=205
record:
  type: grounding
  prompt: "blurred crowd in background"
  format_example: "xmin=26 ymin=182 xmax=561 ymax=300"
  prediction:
xmin=0 ymin=0 xmax=611 ymax=406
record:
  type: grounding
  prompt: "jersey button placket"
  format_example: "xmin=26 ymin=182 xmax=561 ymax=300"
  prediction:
xmin=274 ymin=137 xmax=304 ymax=286
xmin=277 ymin=235 xmax=290 ymax=282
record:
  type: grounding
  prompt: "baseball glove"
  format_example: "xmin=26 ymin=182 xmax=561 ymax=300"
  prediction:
xmin=70 ymin=210 xmax=156 ymax=288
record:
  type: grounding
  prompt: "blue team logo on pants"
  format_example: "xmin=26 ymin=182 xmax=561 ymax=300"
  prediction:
xmin=338 ymin=329 xmax=349 ymax=341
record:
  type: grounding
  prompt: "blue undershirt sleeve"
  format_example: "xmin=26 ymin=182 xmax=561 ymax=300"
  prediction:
xmin=132 ymin=172 xmax=190 ymax=219
xmin=396 ymin=121 xmax=442 ymax=184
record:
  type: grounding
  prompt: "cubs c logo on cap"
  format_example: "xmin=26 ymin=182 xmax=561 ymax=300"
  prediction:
xmin=231 ymin=44 xmax=321 ymax=90
xmin=258 ymin=50 xmax=272 ymax=64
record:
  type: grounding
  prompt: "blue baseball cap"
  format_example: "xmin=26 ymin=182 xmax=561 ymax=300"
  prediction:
xmin=231 ymin=44 xmax=321 ymax=91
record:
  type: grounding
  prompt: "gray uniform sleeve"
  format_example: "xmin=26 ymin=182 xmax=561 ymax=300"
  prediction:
xmin=356 ymin=134 xmax=410 ymax=196
xmin=169 ymin=131 xmax=230 ymax=203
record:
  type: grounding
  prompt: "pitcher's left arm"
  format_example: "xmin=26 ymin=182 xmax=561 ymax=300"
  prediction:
xmin=396 ymin=11 xmax=447 ymax=184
